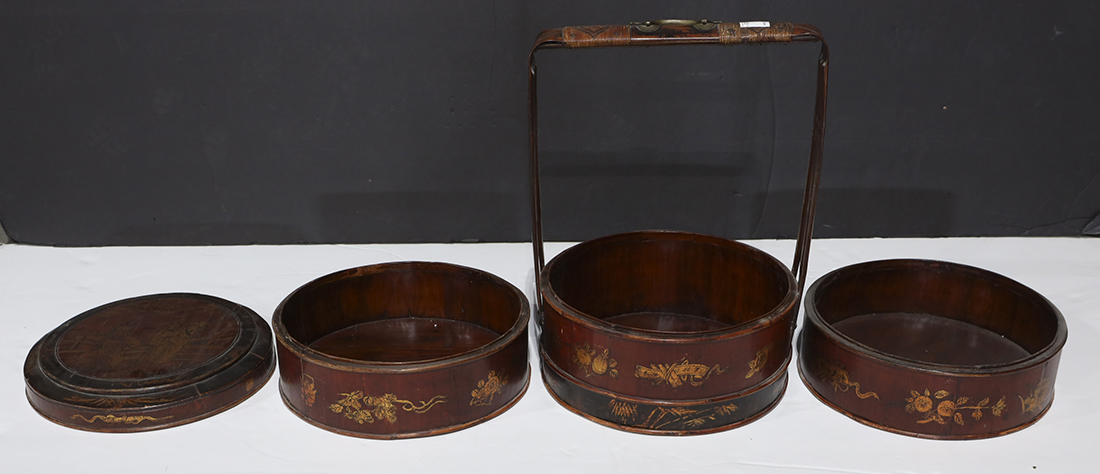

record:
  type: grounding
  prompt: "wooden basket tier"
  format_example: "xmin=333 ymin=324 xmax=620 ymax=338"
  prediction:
xmin=798 ymin=259 xmax=1068 ymax=439
xmin=539 ymin=231 xmax=798 ymax=434
xmin=273 ymin=262 xmax=530 ymax=439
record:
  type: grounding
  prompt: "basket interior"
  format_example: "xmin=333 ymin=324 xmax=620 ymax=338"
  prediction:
xmin=812 ymin=262 xmax=1061 ymax=367
xmin=279 ymin=264 xmax=523 ymax=363
xmin=546 ymin=233 xmax=793 ymax=333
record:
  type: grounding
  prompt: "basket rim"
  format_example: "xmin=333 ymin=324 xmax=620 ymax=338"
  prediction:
xmin=272 ymin=261 xmax=531 ymax=374
xmin=539 ymin=230 xmax=800 ymax=342
xmin=802 ymin=258 xmax=1069 ymax=375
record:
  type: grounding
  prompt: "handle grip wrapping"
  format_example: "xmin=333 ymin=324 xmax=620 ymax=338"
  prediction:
xmin=535 ymin=21 xmax=815 ymax=49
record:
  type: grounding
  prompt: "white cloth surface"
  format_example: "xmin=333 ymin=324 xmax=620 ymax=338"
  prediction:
xmin=1 ymin=237 xmax=1095 ymax=473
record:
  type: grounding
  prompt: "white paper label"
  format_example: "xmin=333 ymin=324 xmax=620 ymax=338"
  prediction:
xmin=739 ymin=21 xmax=771 ymax=28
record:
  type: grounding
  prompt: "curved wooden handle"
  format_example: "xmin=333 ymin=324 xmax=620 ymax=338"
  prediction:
xmin=528 ymin=20 xmax=829 ymax=322
xmin=533 ymin=21 xmax=820 ymax=50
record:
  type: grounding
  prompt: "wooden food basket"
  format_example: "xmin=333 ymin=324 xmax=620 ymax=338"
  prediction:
xmin=528 ymin=20 xmax=829 ymax=435
xmin=798 ymin=259 xmax=1067 ymax=439
xmin=273 ymin=262 xmax=530 ymax=439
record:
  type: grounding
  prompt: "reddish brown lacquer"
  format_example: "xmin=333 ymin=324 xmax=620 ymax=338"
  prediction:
xmin=539 ymin=231 xmax=799 ymax=434
xmin=24 ymin=293 xmax=275 ymax=432
xmin=798 ymin=259 xmax=1067 ymax=439
xmin=528 ymin=20 xmax=829 ymax=434
xmin=272 ymin=262 xmax=530 ymax=439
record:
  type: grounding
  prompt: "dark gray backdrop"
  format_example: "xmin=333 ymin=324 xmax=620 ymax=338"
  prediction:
xmin=2 ymin=1 xmax=1098 ymax=246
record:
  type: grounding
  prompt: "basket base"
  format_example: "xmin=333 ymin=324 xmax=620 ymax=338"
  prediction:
xmin=541 ymin=353 xmax=786 ymax=435
xmin=831 ymin=312 xmax=1030 ymax=366
xmin=603 ymin=311 xmax=731 ymax=332
xmin=309 ymin=318 xmax=501 ymax=362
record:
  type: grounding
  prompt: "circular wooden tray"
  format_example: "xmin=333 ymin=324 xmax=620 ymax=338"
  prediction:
xmin=272 ymin=262 xmax=530 ymax=439
xmin=797 ymin=259 xmax=1068 ymax=439
xmin=24 ymin=293 xmax=275 ymax=432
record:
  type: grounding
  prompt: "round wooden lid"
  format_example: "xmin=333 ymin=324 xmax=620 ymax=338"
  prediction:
xmin=24 ymin=293 xmax=275 ymax=432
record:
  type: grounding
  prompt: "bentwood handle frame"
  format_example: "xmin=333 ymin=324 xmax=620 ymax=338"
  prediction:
xmin=528 ymin=20 xmax=829 ymax=305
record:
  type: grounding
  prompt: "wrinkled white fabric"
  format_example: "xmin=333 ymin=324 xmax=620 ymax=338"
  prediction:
xmin=2 ymin=238 xmax=1094 ymax=473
